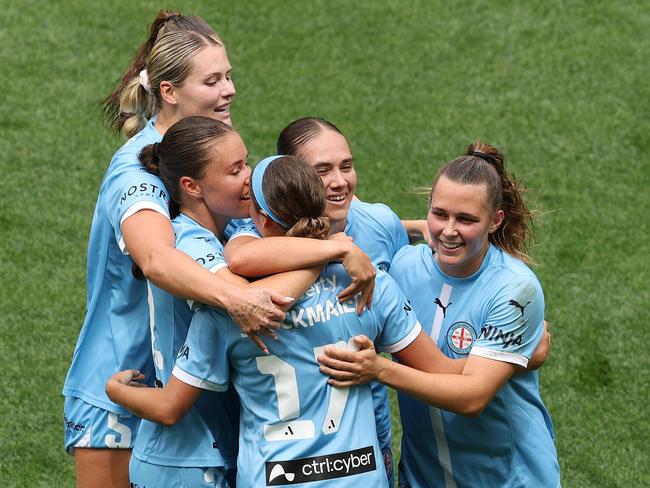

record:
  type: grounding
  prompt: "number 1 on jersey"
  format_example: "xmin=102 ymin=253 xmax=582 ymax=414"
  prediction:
xmin=256 ymin=355 xmax=316 ymax=441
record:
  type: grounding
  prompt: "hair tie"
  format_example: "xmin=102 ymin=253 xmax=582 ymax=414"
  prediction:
xmin=470 ymin=150 xmax=489 ymax=161
xmin=139 ymin=69 xmax=151 ymax=93
xmin=251 ymin=155 xmax=289 ymax=228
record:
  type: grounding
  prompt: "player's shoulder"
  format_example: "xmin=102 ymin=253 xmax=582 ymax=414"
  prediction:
xmin=106 ymin=121 xmax=160 ymax=175
xmin=392 ymin=243 xmax=429 ymax=268
xmin=350 ymin=199 xmax=400 ymax=226
xmin=225 ymin=218 xmax=259 ymax=241
xmin=372 ymin=269 xmax=404 ymax=299
xmin=483 ymin=246 xmax=541 ymax=289
xmin=479 ymin=247 xmax=543 ymax=309
xmin=173 ymin=214 xmax=220 ymax=244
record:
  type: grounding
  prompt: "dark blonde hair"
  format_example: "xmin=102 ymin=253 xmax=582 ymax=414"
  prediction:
xmin=252 ymin=156 xmax=331 ymax=240
xmin=433 ymin=142 xmax=535 ymax=264
xmin=101 ymin=10 xmax=223 ymax=138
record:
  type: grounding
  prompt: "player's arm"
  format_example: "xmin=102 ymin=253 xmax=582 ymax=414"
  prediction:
xmin=400 ymin=220 xmax=430 ymax=244
xmin=181 ymin=254 xmax=321 ymax=353
xmin=215 ymin=259 xmax=321 ymax=304
xmin=106 ymin=370 xmax=201 ymax=426
xmin=225 ymin=234 xmax=375 ymax=311
xmin=320 ymin=323 xmax=548 ymax=378
xmin=320 ymin=335 xmax=515 ymax=417
xmin=523 ymin=320 xmax=551 ymax=370
xmin=392 ymin=331 xmax=465 ymax=374
xmin=122 ymin=210 xmax=290 ymax=332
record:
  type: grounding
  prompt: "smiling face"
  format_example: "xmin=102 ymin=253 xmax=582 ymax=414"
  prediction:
xmin=427 ymin=176 xmax=504 ymax=277
xmin=297 ymin=129 xmax=356 ymax=232
xmin=193 ymin=132 xmax=251 ymax=227
xmin=171 ymin=44 xmax=235 ymax=125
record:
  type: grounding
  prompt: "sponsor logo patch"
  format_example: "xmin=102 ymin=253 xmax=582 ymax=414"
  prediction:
xmin=63 ymin=414 xmax=86 ymax=434
xmin=265 ymin=446 xmax=376 ymax=485
xmin=446 ymin=321 xmax=476 ymax=355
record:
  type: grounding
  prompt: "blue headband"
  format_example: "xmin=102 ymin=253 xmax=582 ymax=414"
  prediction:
xmin=251 ymin=155 xmax=288 ymax=228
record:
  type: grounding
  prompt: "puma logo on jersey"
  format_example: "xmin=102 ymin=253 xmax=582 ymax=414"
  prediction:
xmin=434 ymin=297 xmax=451 ymax=317
xmin=508 ymin=299 xmax=531 ymax=317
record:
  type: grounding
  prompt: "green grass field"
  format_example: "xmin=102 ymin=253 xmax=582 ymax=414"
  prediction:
xmin=1 ymin=1 xmax=648 ymax=486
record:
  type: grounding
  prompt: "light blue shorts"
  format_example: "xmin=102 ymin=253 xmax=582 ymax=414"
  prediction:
xmin=130 ymin=457 xmax=233 ymax=488
xmin=63 ymin=396 xmax=140 ymax=453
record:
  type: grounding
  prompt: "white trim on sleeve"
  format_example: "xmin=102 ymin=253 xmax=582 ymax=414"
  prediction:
xmin=208 ymin=262 xmax=228 ymax=274
xmin=380 ymin=320 xmax=423 ymax=354
xmin=228 ymin=230 xmax=260 ymax=240
xmin=118 ymin=201 xmax=170 ymax=254
xmin=469 ymin=346 xmax=529 ymax=368
xmin=171 ymin=365 xmax=228 ymax=392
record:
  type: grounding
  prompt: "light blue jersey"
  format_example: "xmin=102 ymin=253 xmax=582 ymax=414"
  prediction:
xmin=63 ymin=119 xmax=166 ymax=414
xmin=133 ymin=213 xmax=239 ymax=469
xmin=224 ymin=217 xmax=256 ymax=240
xmin=173 ymin=267 xmax=421 ymax=487
xmin=344 ymin=199 xmax=409 ymax=472
xmin=390 ymin=244 xmax=560 ymax=488
xmin=345 ymin=200 xmax=408 ymax=273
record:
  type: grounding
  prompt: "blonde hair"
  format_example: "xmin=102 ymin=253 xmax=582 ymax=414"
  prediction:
xmin=101 ymin=10 xmax=223 ymax=138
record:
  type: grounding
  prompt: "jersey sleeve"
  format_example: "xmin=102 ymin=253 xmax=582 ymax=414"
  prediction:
xmin=172 ymin=308 xmax=231 ymax=392
xmin=224 ymin=218 xmax=260 ymax=241
xmin=371 ymin=272 xmax=422 ymax=353
xmin=109 ymin=170 xmax=171 ymax=254
xmin=385 ymin=205 xmax=409 ymax=256
xmin=470 ymin=275 xmax=545 ymax=367
xmin=389 ymin=244 xmax=415 ymax=276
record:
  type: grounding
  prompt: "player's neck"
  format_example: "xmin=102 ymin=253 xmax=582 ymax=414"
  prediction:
xmin=181 ymin=205 xmax=227 ymax=243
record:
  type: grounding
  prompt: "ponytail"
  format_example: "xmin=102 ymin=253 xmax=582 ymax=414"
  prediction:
xmin=138 ymin=142 xmax=162 ymax=176
xmin=434 ymin=142 xmax=535 ymax=265
xmin=101 ymin=10 xmax=222 ymax=137
xmin=287 ymin=216 xmax=332 ymax=240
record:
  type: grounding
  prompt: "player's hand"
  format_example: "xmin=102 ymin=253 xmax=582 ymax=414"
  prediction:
xmin=105 ymin=369 xmax=147 ymax=402
xmin=527 ymin=320 xmax=551 ymax=370
xmin=338 ymin=244 xmax=375 ymax=314
xmin=317 ymin=335 xmax=384 ymax=387
xmin=111 ymin=369 xmax=146 ymax=387
xmin=225 ymin=287 xmax=293 ymax=354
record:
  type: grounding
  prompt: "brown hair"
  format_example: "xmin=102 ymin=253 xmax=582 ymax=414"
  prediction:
xmin=433 ymin=142 xmax=535 ymax=264
xmin=101 ymin=10 xmax=223 ymax=137
xmin=252 ymin=156 xmax=331 ymax=240
xmin=276 ymin=117 xmax=345 ymax=156
xmin=139 ymin=116 xmax=234 ymax=218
